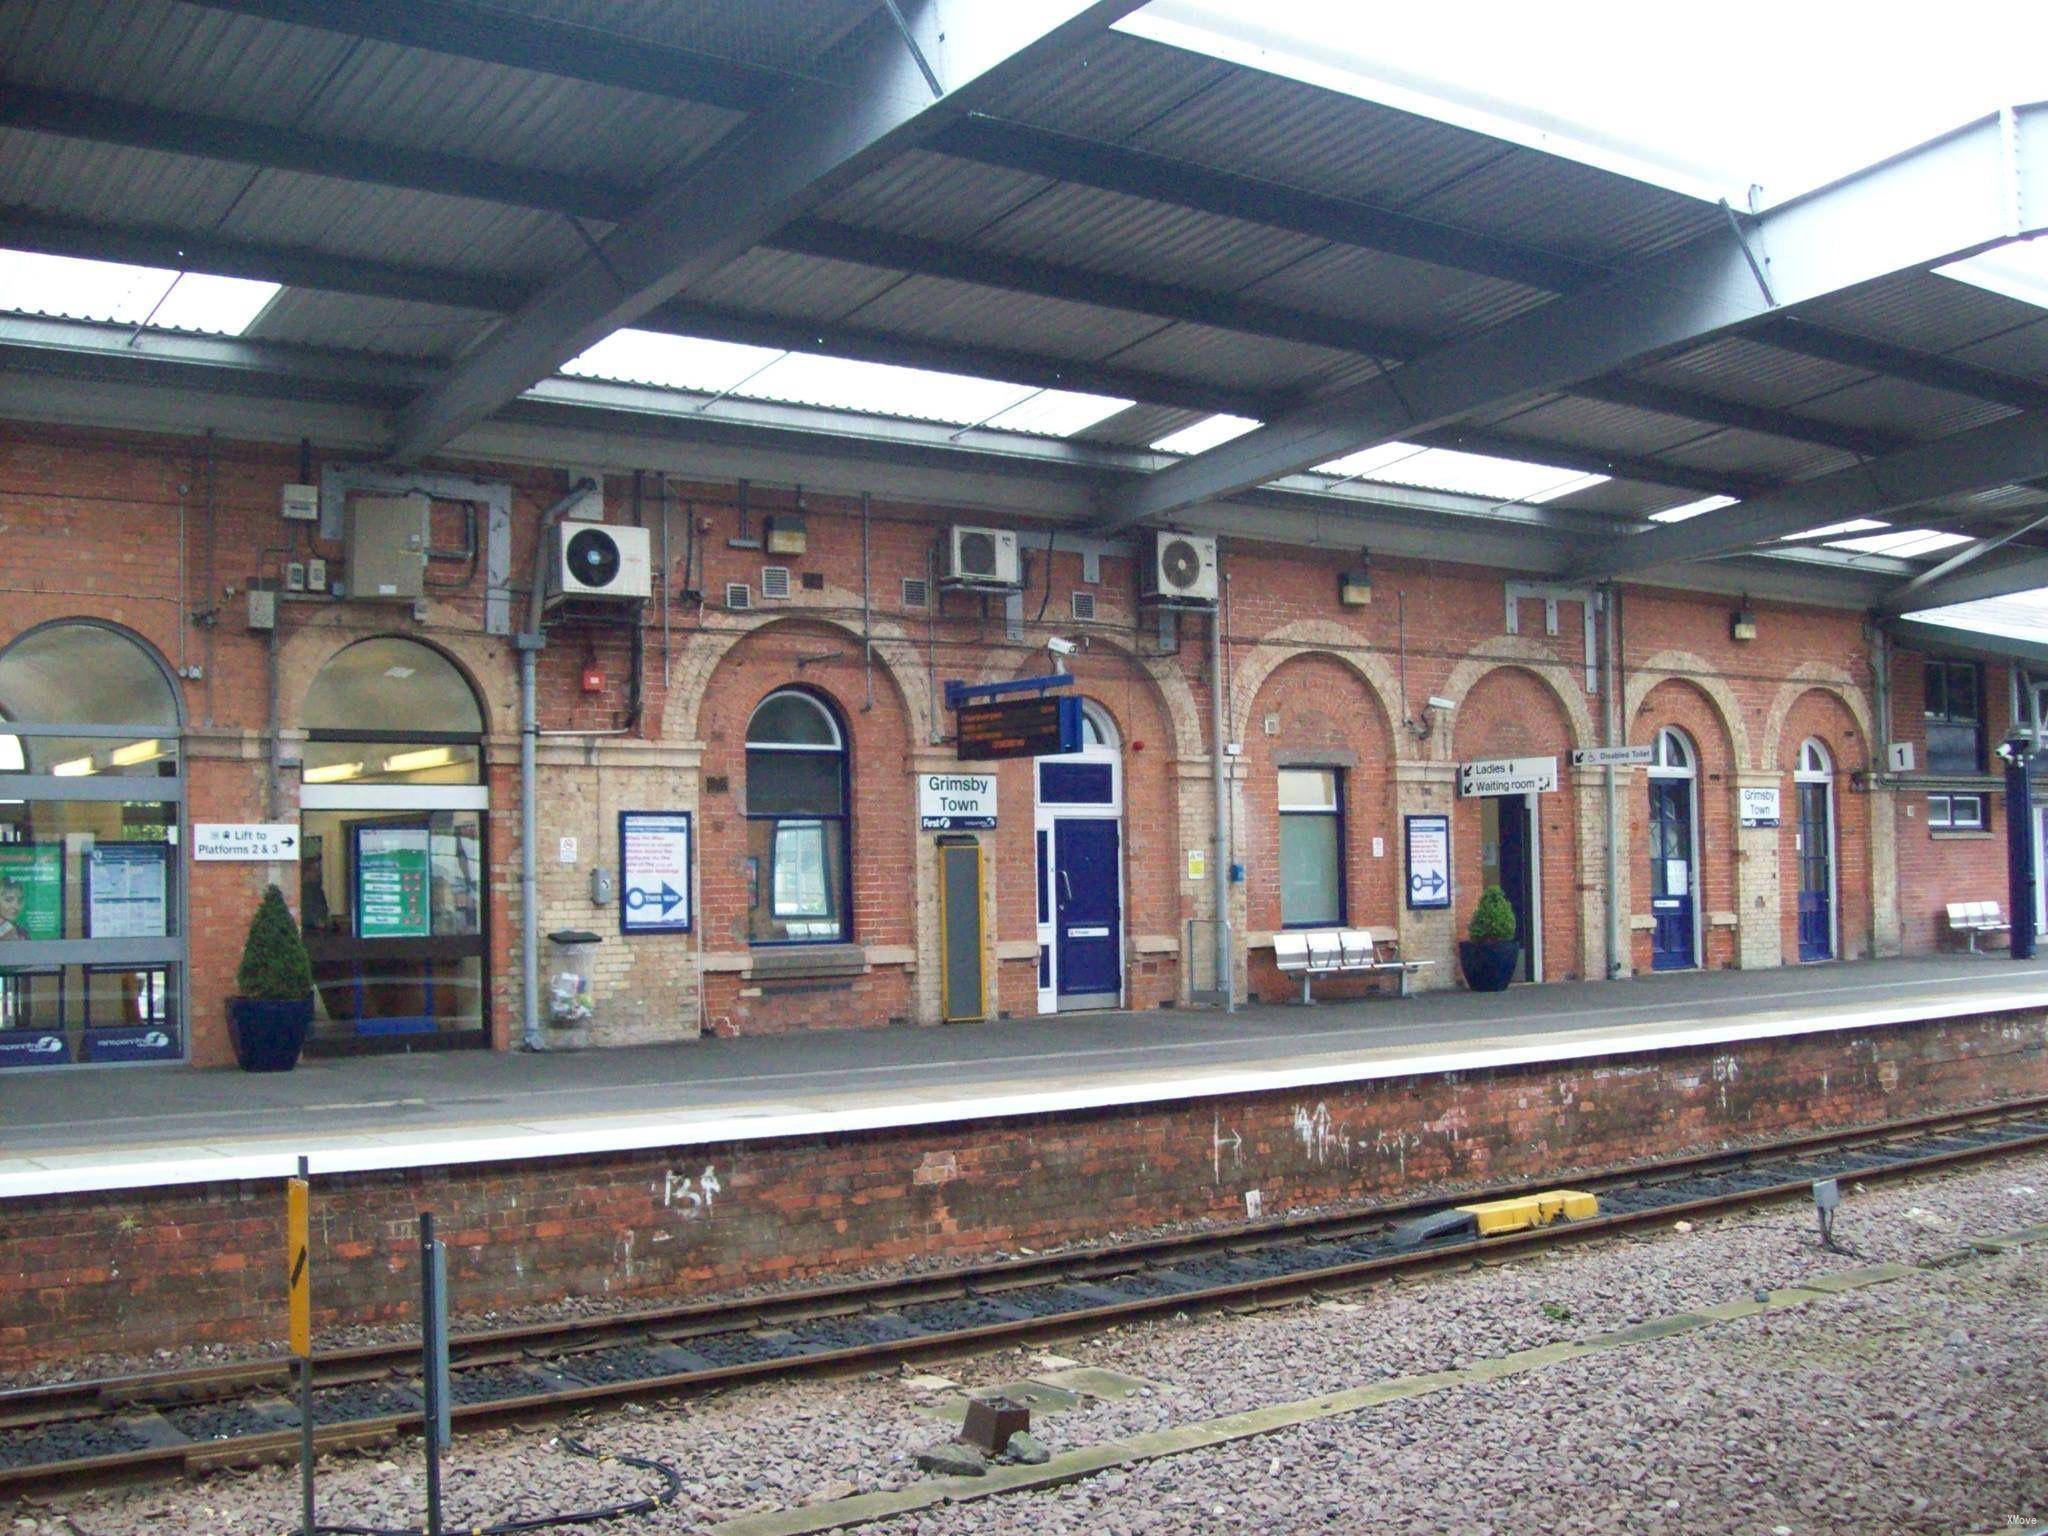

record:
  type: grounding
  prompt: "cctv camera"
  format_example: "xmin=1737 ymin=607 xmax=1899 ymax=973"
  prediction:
xmin=1426 ymin=695 xmax=1455 ymax=711
xmin=1046 ymin=636 xmax=1078 ymax=656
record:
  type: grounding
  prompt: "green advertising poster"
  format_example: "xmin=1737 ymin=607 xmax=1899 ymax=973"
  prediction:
xmin=0 ymin=843 xmax=63 ymax=943
xmin=356 ymin=826 xmax=431 ymax=939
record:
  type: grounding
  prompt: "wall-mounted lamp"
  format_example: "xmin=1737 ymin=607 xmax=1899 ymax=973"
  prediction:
xmin=1339 ymin=551 xmax=1373 ymax=607
xmin=1730 ymin=608 xmax=1757 ymax=642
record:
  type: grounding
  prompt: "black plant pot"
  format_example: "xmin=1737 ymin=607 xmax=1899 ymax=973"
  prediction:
xmin=228 ymin=996 xmax=313 ymax=1072
xmin=1458 ymin=939 xmax=1521 ymax=993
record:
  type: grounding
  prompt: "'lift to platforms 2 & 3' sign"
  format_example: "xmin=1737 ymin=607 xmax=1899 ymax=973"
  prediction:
xmin=1456 ymin=756 xmax=1558 ymax=797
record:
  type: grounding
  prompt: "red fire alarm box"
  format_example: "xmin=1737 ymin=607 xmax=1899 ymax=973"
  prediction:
xmin=581 ymin=666 xmax=604 ymax=694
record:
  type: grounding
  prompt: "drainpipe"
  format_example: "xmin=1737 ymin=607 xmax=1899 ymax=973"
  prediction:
xmin=1211 ymin=601 xmax=1234 ymax=1010
xmin=1602 ymin=585 xmax=1625 ymax=978
xmin=516 ymin=480 xmax=598 ymax=1053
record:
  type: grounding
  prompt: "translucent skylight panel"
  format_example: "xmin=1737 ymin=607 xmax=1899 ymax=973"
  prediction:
xmin=981 ymin=388 xmax=1133 ymax=438
xmin=1648 ymin=494 xmax=1739 ymax=523
xmin=1779 ymin=518 xmax=1887 ymax=541
xmin=1935 ymin=237 xmax=2048 ymax=314
xmin=562 ymin=330 xmax=782 ymax=394
xmin=1907 ymin=587 xmax=2048 ymax=639
xmin=0 ymin=250 xmax=279 ymax=334
xmin=1317 ymin=440 xmax=1605 ymax=502
xmin=1151 ymin=414 xmax=1262 ymax=454
xmin=1825 ymin=528 xmax=1974 ymax=558
xmin=734 ymin=353 xmax=1029 ymax=424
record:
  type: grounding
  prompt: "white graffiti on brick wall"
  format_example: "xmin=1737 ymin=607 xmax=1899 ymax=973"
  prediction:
xmin=1712 ymin=1054 xmax=1739 ymax=1112
xmin=1292 ymin=1102 xmax=1351 ymax=1166
xmin=662 ymin=1165 xmax=722 ymax=1216
xmin=1212 ymin=1113 xmax=1242 ymax=1184
xmin=1373 ymin=1128 xmax=1419 ymax=1178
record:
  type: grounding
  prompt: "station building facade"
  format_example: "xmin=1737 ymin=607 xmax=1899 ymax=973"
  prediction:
xmin=0 ymin=417 xmax=2029 ymax=1069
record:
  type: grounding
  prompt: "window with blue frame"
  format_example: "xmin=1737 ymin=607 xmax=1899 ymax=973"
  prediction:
xmin=745 ymin=689 xmax=850 ymax=944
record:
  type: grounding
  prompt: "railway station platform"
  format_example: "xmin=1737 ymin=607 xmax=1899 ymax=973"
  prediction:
xmin=5 ymin=954 xmax=2048 ymax=1368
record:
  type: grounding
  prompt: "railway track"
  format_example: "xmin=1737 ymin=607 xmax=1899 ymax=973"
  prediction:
xmin=6 ymin=1095 xmax=2048 ymax=1496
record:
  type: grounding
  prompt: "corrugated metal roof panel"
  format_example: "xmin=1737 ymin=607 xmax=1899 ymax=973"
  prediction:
xmin=1799 ymin=270 xmax=2043 ymax=354
xmin=1478 ymin=395 xmax=1712 ymax=457
xmin=1950 ymin=316 xmax=2048 ymax=379
xmin=245 ymin=289 xmax=489 ymax=359
xmin=1404 ymin=145 xmax=1719 ymax=266
xmin=975 ymin=30 xmax=1237 ymax=143
xmin=1075 ymin=402 xmax=1203 ymax=447
xmin=819 ymin=151 xmax=1056 ymax=241
xmin=0 ymin=133 xmax=257 ymax=227
xmin=1657 ymin=431 xmax=1851 ymax=481
xmin=974 ymin=181 xmax=1325 ymax=292
xmin=1242 ymin=243 xmax=1550 ymax=343
xmin=680 ymin=247 xmax=907 ymax=321
xmin=1632 ymin=336 xmax=1873 ymax=408
xmin=479 ymin=0 xmax=867 ymax=75
xmin=213 ymin=172 xmax=582 ymax=281
xmin=1787 ymin=376 xmax=2015 ymax=442
xmin=1109 ymin=322 xmax=1362 ymax=395
xmin=846 ymin=275 xmax=1177 ymax=362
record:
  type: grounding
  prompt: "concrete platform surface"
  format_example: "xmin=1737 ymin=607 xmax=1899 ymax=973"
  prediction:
xmin=3 ymin=954 xmax=2046 ymax=1198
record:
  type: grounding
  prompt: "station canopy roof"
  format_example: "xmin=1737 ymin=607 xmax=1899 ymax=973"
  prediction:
xmin=5 ymin=0 xmax=2048 ymax=627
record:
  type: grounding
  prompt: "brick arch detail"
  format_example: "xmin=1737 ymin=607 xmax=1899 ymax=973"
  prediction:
xmin=1438 ymin=635 xmax=1596 ymax=758
xmin=1228 ymin=620 xmax=1401 ymax=753
xmin=665 ymin=596 xmax=929 ymax=745
xmin=281 ymin=628 xmax=508 ymax=733
xmin=1759 ymin=665 xmax=1875 ymax=770
xmin=1625 ymin=650 xmax=1752 ymax=770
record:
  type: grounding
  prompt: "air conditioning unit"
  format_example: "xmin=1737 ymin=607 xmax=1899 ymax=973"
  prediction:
xmin=939 ymin=525 xmax=1022 ymax=589
xmin=1140 ymin=531 xmax=1219 ymax=606
xmin=551 ymin=522 xmax=650 ymax=604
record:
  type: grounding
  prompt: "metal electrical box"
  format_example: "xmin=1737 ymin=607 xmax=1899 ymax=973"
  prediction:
xmin=346 ymin=493 xmax=428 ymax=600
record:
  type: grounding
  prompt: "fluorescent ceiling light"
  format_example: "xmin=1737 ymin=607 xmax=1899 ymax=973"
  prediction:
xmin=1779 ymin=518 xmax=1887 ymax=542
xmin=50 ymin=755 xmax=96 ymax=777
xmin=1118 ymin=1 xmax=2048 ymax=209
xmin=1317 ymin=440 xmax=1607 ymax=503
xmin=302 ymin=760 xmax=363 ymax=783
xmin=381 ymin=746 xmax=456 ymax=774
xmin=108 ymin=738 xmax=163 ymax=767
xmin=1825 ymin=528 xmax=1974 ymax=558
xmin=1649 ymin=495 xmax=1739 ymax=523
xmin=1935 ymin=237 xmax=2048 ymax=313
xmin=1151 ymin=414 xmax=1261 ymax=454
xmin=0 ymin=249 xmax=278 ymax=334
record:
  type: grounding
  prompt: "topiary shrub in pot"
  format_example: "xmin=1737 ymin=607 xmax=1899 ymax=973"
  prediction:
xmin=228 ymin=884 xmax=315 ymax=1071
xmin=1458 ymin=884 xmax=1522 ymax=993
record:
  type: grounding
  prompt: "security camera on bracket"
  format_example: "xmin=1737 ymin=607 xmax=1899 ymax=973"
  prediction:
xmin=1408 ymin=695 xmax=1455 ymax=740
xmin=1046 ymin=635 xmax=1079 ymax=672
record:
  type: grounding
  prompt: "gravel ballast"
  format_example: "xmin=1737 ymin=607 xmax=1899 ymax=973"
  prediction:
xmin=15 ymin=1148 xmax=2048 ymax=1536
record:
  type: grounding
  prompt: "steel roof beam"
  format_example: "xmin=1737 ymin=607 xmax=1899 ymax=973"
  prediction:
xmin=933 ymin=116 xmax=1593 ymax=293
xmin=1411 ymin=424 xmax=1771 ymax=501
xmin=1572 ymin=377 xmax=1905 ymax=457
xmin=767 ymin=217 xmax=1424 ymax=360
xmin=0 ymin=206 xmax=524 ymax=311
xmin=1095 ymin=103 xmax=2048 ymax=532
xmin=0 ymin=85 xmax=638 ymax=222
xmin=1570 ymin=408 xmax=2048 ymax=579
xmin=1749 ymin=316 xmax=2048 ymax=414
xmin=389 ymin=1 xmax=1145 ymax=463
xmin=1878 ymin=544 xmax=2048 ymax=616
xmin=173 ymin=0 xmax=791 ymax=111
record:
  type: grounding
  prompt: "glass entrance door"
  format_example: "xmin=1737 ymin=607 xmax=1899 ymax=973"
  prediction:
xmin=1648 ymin=778 xmax=1696 ymax=970
xmin=1796 ymin=780 xmax=1833 ymax=961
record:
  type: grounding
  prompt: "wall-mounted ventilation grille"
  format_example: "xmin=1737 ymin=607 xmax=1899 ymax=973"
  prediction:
xmin=901 ymin=576 xmax=929 ymax=609
xmin=1071 ymin=591 xmax=1097 ymax=622
xmin=724 ymin=582 xmax=752 ymax=611
xmin=760 ymin=565 xmax=792 ymax=600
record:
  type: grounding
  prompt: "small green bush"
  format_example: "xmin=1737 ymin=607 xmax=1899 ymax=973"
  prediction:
xmin=236 ymin=884 xmax=314 ymax=1001
xmin=1468 ymin=885 xmax=1518 ymax=944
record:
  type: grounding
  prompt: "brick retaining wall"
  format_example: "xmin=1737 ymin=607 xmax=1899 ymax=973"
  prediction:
xmin=4 ymin=1007 xmax=2044 ymax=1368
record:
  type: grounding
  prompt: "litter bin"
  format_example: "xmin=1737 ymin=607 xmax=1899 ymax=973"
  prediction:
xmin=545 ymin=929 xmax=602 ymax=1044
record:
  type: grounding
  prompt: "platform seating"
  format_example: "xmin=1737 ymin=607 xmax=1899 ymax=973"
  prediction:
xmin=1945 ymin=900 xmax=2012 ymax=953
xmin=1271 ymin=927 xmax=1433 ymax=1002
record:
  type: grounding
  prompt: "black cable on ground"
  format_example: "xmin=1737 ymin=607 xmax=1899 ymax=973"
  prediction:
xmin=305 ymin=1435 xmax=683 ymax=1536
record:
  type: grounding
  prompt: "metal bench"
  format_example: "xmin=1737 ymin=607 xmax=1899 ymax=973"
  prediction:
xmin=1271 ymin=927 xmax=1433 ymax=1002
xmin=1945 ymin=900 xmax=2011 ymax=953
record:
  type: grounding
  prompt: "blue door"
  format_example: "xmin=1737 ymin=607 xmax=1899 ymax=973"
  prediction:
xmin=1053 ymin=817 xmax=1121 ymax=1008
xmin=1797 ymin=780 xmax=1832 ymax=961
xmin=1648 ymin=778 xmax=1696 ymax=970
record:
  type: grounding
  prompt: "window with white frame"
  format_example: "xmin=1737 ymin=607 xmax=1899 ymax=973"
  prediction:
xmin=1928 ymin=792 xmax=1986 ymax=831
xmin=1277 ymin=767 xmax=1344 ymax=927
xmin=745 ymin=689 xmax=850 ymax=944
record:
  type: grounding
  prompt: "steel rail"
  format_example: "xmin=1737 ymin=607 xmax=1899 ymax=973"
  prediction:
xmin=5 ymin=1094 xmax=2047 ymax=1494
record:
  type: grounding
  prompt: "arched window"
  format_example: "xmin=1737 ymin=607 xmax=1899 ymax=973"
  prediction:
xmin=1649 ymin=726 xmax=1695 ymax=774
xmin=298 ymin=638 xmax=489 ymax=1047
xmin=1796 ymin=738 xmax=1832 ymax=779
xmin=746 ymin=689 xmax=850 ymax=945
xmin=1079 ymin=701 xmax=1118 ymax=750
xmin=0 ymin=621 xmax=184 ymax=1065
